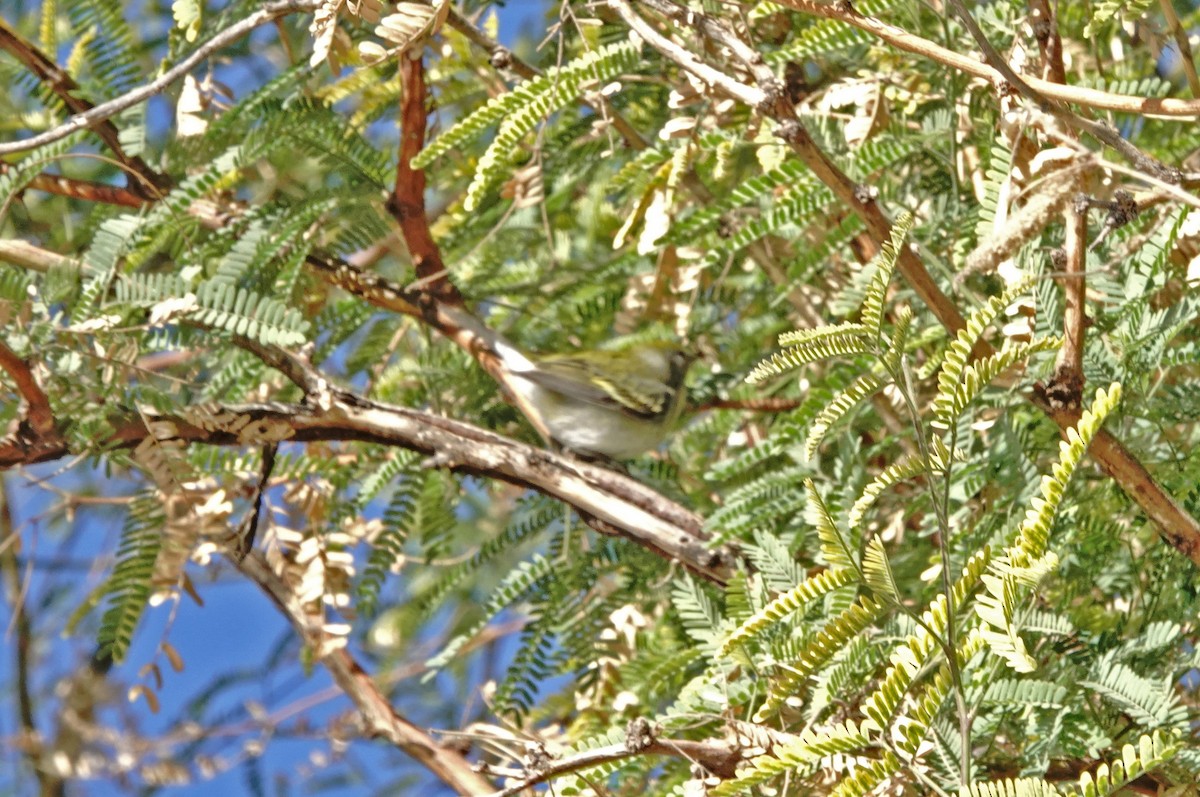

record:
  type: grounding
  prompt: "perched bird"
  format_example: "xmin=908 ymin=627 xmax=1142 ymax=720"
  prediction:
xmin=494 ymin=340 xmax=694 ymax=461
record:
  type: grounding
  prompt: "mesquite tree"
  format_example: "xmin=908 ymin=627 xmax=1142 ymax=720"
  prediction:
xmin=2 ymin=0 xmax=1200 ymax=794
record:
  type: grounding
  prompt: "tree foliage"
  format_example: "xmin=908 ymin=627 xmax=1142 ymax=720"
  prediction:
xmin=2 ymin=0 xmax=1200 ymax=794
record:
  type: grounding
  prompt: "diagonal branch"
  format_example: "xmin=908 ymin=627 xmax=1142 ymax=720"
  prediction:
xmin=0 ymin=340 xmax=56 ymax=437
xmin=0 ymin=164 xmax=150 ymax=208
xmin=0 ymin=0 xmax=322 ymax=158
xmin=778 ymin=0 xmax=1200 ymax=118
xmin=235 ymin=551 xmax=493 ymax=796
xmin=0 ymin=18 xmax=168 ymax=196
xmin=615 ymin=0 xmax=1200 ymax=568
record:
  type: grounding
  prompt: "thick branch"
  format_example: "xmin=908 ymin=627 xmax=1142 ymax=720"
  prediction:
xmin=0 ymin=396 xmax=730 ymax=583
xmin=0 ymin=341 xmax=56 ymax=436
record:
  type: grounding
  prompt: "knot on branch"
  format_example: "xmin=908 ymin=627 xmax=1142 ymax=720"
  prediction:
xmin=755 ymin=78 xmax=786 ymax=114
xmin=1030 ymin=17 xmax=1052 ymax=43
xmin=995 ymin=79 xmax=1018 ymax=100
xmin=773 ymin=118 xmax=804 ymax=145
xmin=625 ymin=718 xmax=657 ymax=753
xmin=1105 ymin=190 xmax=1139 ymax=230
xmin=852 ymin=183 xmax=877 ymax=205
xmin=490 ymin=47 xmax=513 ymax=70
xmin=522 ymin=742 xmax=554 ymax=774
xmin=1045 ymin=365 xmax=1084 ymax=411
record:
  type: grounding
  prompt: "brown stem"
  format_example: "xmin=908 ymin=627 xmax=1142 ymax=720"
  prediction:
xmin=0 ymin=18 xmax=168 ymax=196
xmin=615 ymin=0 xmax=1200 ymax=567
xmin=0 ymin=340 xmax=56 ymax=436
xmin=236 ymin=552 xmax=494 ymax=796
xmin=8 ymin=168 xmax=150 ymax=208
xmin=389 ymin=55 xmax=458 ymax=302
xmin=1157 ymin=0 xmax=1200 ymax=97
xmin=777 ymin=0 xmax=1200 ymax=117
xmin=1028 ymin=0 xmax=1066 ymax=84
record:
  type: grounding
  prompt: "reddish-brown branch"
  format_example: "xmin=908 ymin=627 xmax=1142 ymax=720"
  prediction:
xmin=0 ymin=18 xmax=169 ymax=197
xmin=0 ymin=341 xmax=56 ymax=437
xmin=389 ymin=55 xmax=459 ymax=302
xmin=15 ymin=169 xmax=149 ymax=209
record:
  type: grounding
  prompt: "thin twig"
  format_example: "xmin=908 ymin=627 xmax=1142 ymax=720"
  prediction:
xmin=0 ymin=0 xmax=322 ymax=157
xmin=1157 ymin=0 xmax=1200 ymax=97
xmin=0 ymin=18 xmax=168 ymax=195
xmin=777 ymin=0 xmax=1200 ymax=117
xmin=0 ymin=486 xmax=62 ymax=796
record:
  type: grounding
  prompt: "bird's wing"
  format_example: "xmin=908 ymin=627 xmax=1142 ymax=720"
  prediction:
xmin=519 ymin=358 xmax=671 ymax=418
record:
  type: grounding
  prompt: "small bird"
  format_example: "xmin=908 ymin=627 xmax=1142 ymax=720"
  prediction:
xmin=494 ymin=340 xmax=694 ymax=461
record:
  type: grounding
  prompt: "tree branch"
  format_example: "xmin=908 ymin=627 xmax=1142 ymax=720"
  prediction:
xmin=235 ymin=551 xmax=494 ymax=796
xmin=489 ymin=722 xmax=746 ymax=797
xmin=0 ymin=340 xmax=57 ymax=438
xmin=617 ymin=0 xmax=1200 ymax=568
xmin=389 ymin=54 xmax=459 ymax=301
xmin=0 ymin=393 xmax=731 ymax=583
xmin=0 ymin=165 xmax=150 ymax=208
xmin=778 ymin=0 xmax=1200 ymax=118
xmin=947 ymin=0 xmax=1179 ymax=182
xmin=0 ymin=0 xmax=323 ymax=158
xmin=0 ymin=18 xmax=168 ymax=195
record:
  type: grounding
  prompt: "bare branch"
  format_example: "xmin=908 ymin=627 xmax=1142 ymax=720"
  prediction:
xmin=0 ymin=394 xmax=731 ymax=583
xmin=235 ymin=551 xmax=494 ymax=796
xmin=778 ymin=0 xmax=1200 ymax=118
xmin=0 ymin=341 xmax=56 ymax=437
xmin=0 ymin=0 xmax=323 ymax=158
